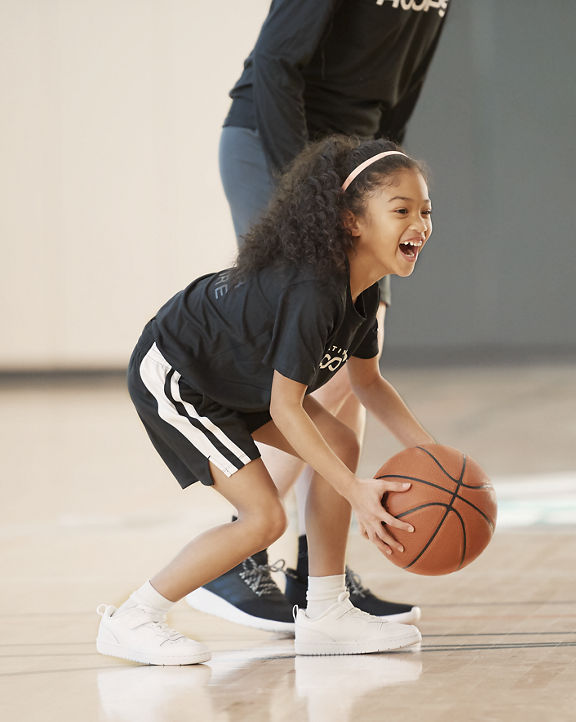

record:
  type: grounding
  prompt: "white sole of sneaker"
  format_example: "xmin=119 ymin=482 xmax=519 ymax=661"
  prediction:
xmin=295 ymin=628 xmax=422 ymax=656
xmin=379 ymin=606 xmax=422 ymax=624
xmin=186 ymin=587 xmax=295 ymax=634
xmin=96 ymin=638 xmax=211 ymax=666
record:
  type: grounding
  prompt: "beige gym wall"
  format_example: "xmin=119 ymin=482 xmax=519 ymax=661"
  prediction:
xmin=1 ymin=0 xmax=269 ymax=369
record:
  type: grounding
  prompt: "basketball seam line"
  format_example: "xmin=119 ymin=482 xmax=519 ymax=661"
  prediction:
xmin=396 ymin=449 xmax=467 ymax=571
xmin=404 ymin=499 xmax=466 ymax=570
xmin=377 ymin=474 xmax=495 ymax=529
xmin=415 ymin=445 xmax=462 ymax=483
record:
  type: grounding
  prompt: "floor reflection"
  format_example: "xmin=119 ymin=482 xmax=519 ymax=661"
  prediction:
xmin=295 ymin=652 xmax=422 ymax=722
xmin=97 ymin=665 xmax=214 ymax=721
xmin=96 ymin=645 xmax=422 ymax=722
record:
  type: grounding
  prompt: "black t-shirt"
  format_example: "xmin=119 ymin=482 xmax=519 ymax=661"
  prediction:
xmin=225 ymin=0 xmax=450 ymax=172
xmin=150 ymin=265 xmax=379 ymax=413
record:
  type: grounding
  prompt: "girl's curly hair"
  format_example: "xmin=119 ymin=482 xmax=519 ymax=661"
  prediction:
xmin=232 ymin=134 xmax=426 ymax=280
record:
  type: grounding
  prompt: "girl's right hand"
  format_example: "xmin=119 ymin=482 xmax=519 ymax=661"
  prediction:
xmin=347 ymin=476 xmax=414 ymax=557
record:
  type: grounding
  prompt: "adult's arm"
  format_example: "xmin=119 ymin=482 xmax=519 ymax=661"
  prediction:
xmin=252 ymin=0 xmax=342 ymax=174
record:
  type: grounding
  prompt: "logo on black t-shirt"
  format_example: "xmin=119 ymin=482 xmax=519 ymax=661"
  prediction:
xmin=319 ymin=345 xmax=349 ymax=372
xmin=376 ymin=0 xmax=449 ymax=17
xmin=214 ymin=271 xmax=232 ymax=300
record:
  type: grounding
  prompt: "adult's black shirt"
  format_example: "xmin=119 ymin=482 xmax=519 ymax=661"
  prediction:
xmin=225 ymin=0 xmax=451 ymax=174
xmin=150 ymin=265 xmax=380 ymax=413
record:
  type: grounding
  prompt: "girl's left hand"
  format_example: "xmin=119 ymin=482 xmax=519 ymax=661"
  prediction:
xmin=347 ymin=476 xmax=414 ymax=557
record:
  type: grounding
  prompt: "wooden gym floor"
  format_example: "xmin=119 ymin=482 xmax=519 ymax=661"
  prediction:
xmin=1 ymin=361 xmax=575 ymax=721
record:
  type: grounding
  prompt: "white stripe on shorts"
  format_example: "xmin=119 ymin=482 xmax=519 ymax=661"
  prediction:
xmin=169 ymin=371 xmax=251 ymax=465
xmin=139 ymin=343 xmax=248 ymax=477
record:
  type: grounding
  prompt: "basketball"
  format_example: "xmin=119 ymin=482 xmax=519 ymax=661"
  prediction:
xmin=376 ymin=444 xmax=497 ymax=575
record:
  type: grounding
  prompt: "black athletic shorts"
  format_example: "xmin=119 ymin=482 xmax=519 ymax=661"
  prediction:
xmin=127 ymin=324 xmax=269 ymax=488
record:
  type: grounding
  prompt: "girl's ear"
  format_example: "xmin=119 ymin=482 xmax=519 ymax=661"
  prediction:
xmin=342 ymin=209 xmax=361 ymax=237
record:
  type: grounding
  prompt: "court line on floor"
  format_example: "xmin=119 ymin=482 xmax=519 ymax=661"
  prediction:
xmin=424 ymin=631 xmax=576 ymax=637
xmin=2 ymin=629 xmax=575 ymax=649
xmin=0 ymin=665 xmax=137 ymax=679
xmin=0 ymin=600 xmax=573 ymax=618
xmin=2 ymin=632 xmax=575 ymax=658
xmin=2 ymin=644 xmax=574 ymax=677
xmin=0 ymin=652 xmax=104 ymax=658
xmin=421 ymin=641 xmax=576 ymax=651
xmin=425 ymin=614 xmax=576 ymax=621
xmin=422 ymin=600 xmax=576 ymax=606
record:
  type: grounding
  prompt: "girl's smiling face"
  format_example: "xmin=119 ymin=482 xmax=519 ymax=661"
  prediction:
xmin=349 ymin=169 xmax=432 ymax=278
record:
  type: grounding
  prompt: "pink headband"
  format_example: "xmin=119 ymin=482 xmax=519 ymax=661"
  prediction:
xmin=341 ymin=151 xmax=408 ymax=192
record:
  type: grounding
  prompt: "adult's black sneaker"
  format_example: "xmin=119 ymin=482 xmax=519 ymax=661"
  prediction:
xmin=186 ymin=550 xmax=295 ymax=633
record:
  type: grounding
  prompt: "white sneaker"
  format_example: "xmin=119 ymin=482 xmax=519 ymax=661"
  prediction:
xmin=294 ymin=592 xmax=421 ymax=656
xmin=96 ymin=603 xmax=211 ymax=666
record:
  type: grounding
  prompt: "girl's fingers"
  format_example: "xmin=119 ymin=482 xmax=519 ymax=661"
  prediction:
xmin=380 ymin=480 xmax=412 ymax=493
xmin=355 ymin=479 xmax=414 ymax=545
xmin=381 ymin=512 xmax=414 ymax=533
xmin=378 ymin=525 xmax=404 ymax=553
xmin=370 ymin=480 xmax=415 ymax=531
xmin=379 ymin=484 xmax=414 ymax=533
xmin=371 ymin=536 xmax=394 ymax=557
xmin=364 ymin=522 xmax=403 ymax=554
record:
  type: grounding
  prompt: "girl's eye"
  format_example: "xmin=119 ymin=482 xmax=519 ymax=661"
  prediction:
xmin=394 ymin=208 xmax=432 ymax=216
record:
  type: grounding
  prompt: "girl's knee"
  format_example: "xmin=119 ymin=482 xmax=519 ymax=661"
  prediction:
xmin=242 ymin=500 xmax=287 ymax=549
xmin=263 ymin=502 xmax=288 ymax=545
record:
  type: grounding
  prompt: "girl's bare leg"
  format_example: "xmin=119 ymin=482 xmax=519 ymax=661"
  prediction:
xmin=150 ymin=459 xmax=287 ymax=602
xmin=253 ymin=397 xmax=361 ymax=579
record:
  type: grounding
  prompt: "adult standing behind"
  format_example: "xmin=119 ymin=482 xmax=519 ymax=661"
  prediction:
xmin=186 ymin=0 xmax=451 ymax=632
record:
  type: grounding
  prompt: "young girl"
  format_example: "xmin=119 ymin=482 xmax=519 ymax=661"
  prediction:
xmin=96 ymin=135 xmax=435 ymax=664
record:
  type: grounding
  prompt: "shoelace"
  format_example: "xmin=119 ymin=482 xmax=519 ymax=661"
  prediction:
xmin=336 ymin=591 xmax=386 ymax=624
xmin=239 ymin=557 xmax=287 ymax=597
xmin=134 ymin=609 xmax=188 ymax=644
xmin=345 ymin=567 xmax=370 ymax=598
xmin=101 ymin=603 xmax=185 ymax=644
xmin=148 ymin=619 xmax=185 ymax=644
